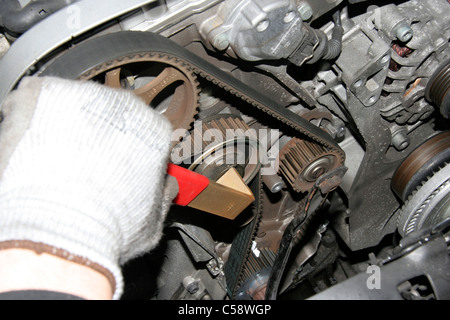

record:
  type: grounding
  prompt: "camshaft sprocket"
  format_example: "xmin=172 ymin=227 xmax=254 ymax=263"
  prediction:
xmin=278 ymin=138 xmax=341 ymax=193
xmin=78 ymin=53 xmax=200 ymax=132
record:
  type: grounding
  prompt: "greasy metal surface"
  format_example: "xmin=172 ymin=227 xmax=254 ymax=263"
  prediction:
xmin=127 ymin=0 xmax=223 ymax=33
xmin=310 ymin=229 xmax=450 ymax=300
xmin=331 ymin=91 xmax=403 ymax=251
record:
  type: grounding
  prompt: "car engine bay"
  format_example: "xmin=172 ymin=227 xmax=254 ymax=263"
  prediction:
xmin=0 ymin=0 xmax=449 ymax=300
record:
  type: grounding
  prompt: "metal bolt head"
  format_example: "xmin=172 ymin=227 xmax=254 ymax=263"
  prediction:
xmin=392 ymin=130 xmax=410 ymax=151
xmin=213 ymin=33 xmax=230 ymax=51
xmin=318 ymin=222 xmax=329 ymax=234
xmin=396 ymin=24 xmax=413 ymax=42
xmin=336 ymin=125 xmax=346 ymax=138
xmin=183 ymin=276 xmax=200 ymax=294
xmin=298 ymin=3 xmax=313 ymax=21
xmin=186 ymin=282 xmax=199 ymax=294
xmin=256 ymin=20 xmax=270 ymax=33
xmin=272 ymin=181 xmax=284 ymax=193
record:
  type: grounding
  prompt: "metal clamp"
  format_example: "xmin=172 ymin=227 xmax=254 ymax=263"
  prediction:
xmin=315 ymin=166 xmax=348 ymax=194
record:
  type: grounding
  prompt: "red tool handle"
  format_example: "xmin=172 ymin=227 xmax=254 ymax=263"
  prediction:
xmin=167 ymin=163 xmax=210 ymax=206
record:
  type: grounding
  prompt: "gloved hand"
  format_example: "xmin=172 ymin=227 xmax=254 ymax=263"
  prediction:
xmin=0 ymin=77 xmax=174 ymax=299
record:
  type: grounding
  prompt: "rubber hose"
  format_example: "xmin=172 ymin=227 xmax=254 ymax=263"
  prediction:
xmin=0 ymin=0 xmax=78 ymax=35
xmin=322 ymin=11 xmax=344 ymax=60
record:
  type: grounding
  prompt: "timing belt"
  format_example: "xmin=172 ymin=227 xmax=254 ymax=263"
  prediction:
xmin=125 ymin=32 xmax=346 ymax=298
xmin=40 ymin=31 xmax=346 ymax=298
xmin=224 ymin=172 xmax=264 ymax=298
xmin=41 ymin=31 xmax=345 ymax=166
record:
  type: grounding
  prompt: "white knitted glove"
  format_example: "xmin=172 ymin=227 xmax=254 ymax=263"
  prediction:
xmin=0 ymin=77 xmax=173 ymax=299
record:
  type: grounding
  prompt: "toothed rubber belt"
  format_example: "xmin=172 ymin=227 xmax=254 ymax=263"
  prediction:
xmin=40 ymin=31 xmax=345 ymax=164
xmin=39 ymin=31 xmax=346 ymax=298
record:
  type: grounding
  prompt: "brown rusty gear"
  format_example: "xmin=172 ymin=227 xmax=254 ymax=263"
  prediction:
xmin=278 ymin=138 xmax=341 ymax=193
xmin=78 ymin=53 xmax=200 ymax=132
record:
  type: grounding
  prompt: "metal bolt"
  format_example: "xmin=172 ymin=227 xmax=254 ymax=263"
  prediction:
xmin=271 ymin=181 xmax=284 ymax=193
xmin=396 ymin=24 xmax=413 ymax=42
xmin=207 ymin=258 xmax=223 ymax=276
xmin=182 ymin=276 xmax=200 ymax=294
xmin=391 ymin=130 xmax=410 ymax=151
xmin=183 ymin=276 xmax=200 ymax=294
xmin=317 ymin=222 xmax=329 ymax=234
xmin=325 ymin=122 xmax=346 ymax=139
xmin=212 ymin=33 xmax=229 ymax=51
xmin=353 ymin=79 xmax=364 ymax=88
xmin=256 ymin=20 xmax=270 ymax=33
xmin=263 ymin=174 xmax=285 ymax=193
xmin=298 ymin=2 xmax=313 ymax=21
xmin=336 ymin=125 xmax=346 ymax=138
xmin=380 ymin=54 xmax=391 ymax=65
xmin=186 ymin=282 xmax=199 ymax=294
xmin=283 ymin=11 xmax=296 ymax=24
xmin=368 ymin=95 xmax=377 ymax=105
